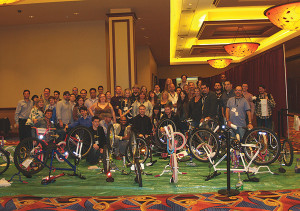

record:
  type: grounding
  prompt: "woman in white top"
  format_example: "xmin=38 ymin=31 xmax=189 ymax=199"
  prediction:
xmin=26 ymin=98 xmax=45 ymax=126
xmin=132 ymin=91 xmax=153 ymax=117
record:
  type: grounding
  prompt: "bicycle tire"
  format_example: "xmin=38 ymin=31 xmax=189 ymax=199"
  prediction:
xmin=0 ymin=148 xmax=10 ymax=175
xmin=282 ymin=139 xmax=294 ymax=166
xmin=4 ymin=146 xmax=15 ymax=163
xmin=107 ymin=124 xmax=115 ymax=150
xmin=199 ymin=118 xmax=221 ymax=133
xmin=242 ymin=127 xmax=281 ymax=166
xmin=66 ymin=126 xmax=93 ymax=158
xmin=14 ymin=137 xmax=48 ymax=176
xmin=188 ymin=128 xmax=219 ymax=162
xmin=103 ymin=145 xmax=111 ymax=174
xmin=125 ymin=137 xmax=149 ymax=164
xmin=155 ymin=119 xmax=176 ymax=147
xmin=134 ymin=158 xmax=142 ymax=187
xmin=170 ymin=154 xmax=178 ymax=183
xmin=173 ymin=132 xmax=186 ymax=151
xmin=55 ymin=141 xmax=69 ymax=162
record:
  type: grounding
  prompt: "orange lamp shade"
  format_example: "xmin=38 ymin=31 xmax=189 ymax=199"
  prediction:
xmin=224 ymin=42 xmax=260 ymax=57
xmin=265 ymin=2 xmax=300 ymax=31
xmin=207 ymin=59 xmax=232 ymax=69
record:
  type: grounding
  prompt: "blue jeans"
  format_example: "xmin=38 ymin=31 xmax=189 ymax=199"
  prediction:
xmin=231 ymin=127 xmax=246 ymax=140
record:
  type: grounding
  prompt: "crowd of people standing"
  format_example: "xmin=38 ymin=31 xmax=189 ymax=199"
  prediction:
xmin=14 ymin=74 xmax=276 ymax=162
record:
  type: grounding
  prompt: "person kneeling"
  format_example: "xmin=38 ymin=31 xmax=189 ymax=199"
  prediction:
xmin=86 ymin=116 xmax=106 ymax=165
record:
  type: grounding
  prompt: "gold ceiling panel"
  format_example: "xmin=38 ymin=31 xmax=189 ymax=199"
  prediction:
xmin=213 ymin=0 xmax=288 ymax=7
xmin=190 ymin=44 xmax=229 ymax=57
xmin=197 ymin=20 xmax=281 ymax=40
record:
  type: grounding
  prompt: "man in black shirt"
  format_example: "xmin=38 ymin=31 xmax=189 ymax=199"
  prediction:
xmin=111 ymin=86 xmax=123 ymax=122
xmin=200 ymin=83 xmax=218 ymax=123
xmin=86 ymin=116 xmax=106 ymax=165
xmin=132 ymin=105 xmax=152 ymax=138
xmin=130 ymin=84 xmax=140 ymax=103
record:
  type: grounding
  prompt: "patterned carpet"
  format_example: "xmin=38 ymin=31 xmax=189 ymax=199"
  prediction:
xmin=1 ymin=189 xmax=300 ymax=210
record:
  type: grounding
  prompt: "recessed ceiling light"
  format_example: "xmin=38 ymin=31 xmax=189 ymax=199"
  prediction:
xmin=180 ymin=37 xmax=184 ymax=39
xmin=144 ymin=36 xmax=149 ymax=39
xmin=73 ymin=12 xmax=79 ymax=15
xmin=189 ymin=3 xmax=192 ymax=6
xmin=29 ymin=15 xmax=34 ymax=18
xmin=140 ymin=27 xmax=145 ymax=30
xmin=138 ymin=17 xmax=142 ymax=20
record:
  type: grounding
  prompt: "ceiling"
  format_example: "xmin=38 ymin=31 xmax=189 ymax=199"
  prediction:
xmin=0 ymin=0 xmax=299 ymax=66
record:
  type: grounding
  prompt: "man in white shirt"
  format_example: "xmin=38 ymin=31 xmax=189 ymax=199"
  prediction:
xmin=84 ymin=88 xmax=98 ymax=109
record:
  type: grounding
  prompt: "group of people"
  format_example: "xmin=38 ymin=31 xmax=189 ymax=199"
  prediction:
xmin=14 ymin=73 xmax=276 ymax=164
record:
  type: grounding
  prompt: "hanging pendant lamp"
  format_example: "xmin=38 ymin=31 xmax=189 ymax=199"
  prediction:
xmin=264 ymin=1 xmax=300 ymax=31
xmin=207 ymin=58 xmax=232 ymax=69
xmin=224 ymin=42 xmax=260 ymax=57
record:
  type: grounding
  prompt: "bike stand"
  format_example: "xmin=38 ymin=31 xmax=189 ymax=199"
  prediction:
xmin=244 ymin=172 xmax=259 ymax=182
xmin=8 ymin=171 xmax=28 ymax=184
xmin=155 ymin=164 xmax=186 ymax=178
xmin=204 ymin=171 xmax=221 ymax=181
xmin=249 ymin=166 xmax=277 ymax=175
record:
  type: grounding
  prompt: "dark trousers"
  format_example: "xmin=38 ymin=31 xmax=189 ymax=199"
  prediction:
xmin=18 ymin=118 xmax=31 ymax=141
xmin=256 ymin=116 xmax=272 ymax=130
xmin=86 ymin=147 xmax=104 ymax=165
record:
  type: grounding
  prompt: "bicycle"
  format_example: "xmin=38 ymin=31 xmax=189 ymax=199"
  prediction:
xmin=277 ymin=138 xmax=294 ymax=173
xmin=203 ymin=125 xmax=279 ymax=181
xmin=155 ymin=125 xmax=187 ymax=183
xmin=0 ymin=138 xmax=10 ymax=175
xmin=14 ymin=126 xmax=93 ymax=181
xmin=125 ymin=130 xmax=145 ymax=187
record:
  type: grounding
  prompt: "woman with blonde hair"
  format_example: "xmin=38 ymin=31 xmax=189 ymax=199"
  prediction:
xmin=164 ymin=78 xmax=173 ymax=92
xmin=26 ymin=98 xmax=45 ymax=126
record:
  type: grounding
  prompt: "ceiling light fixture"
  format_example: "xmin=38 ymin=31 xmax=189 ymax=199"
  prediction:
xmin=207 ymin=58 xmax=232 ymax=69
xmin=224 ymin=27 xmax=260 ymax=57
xmin=264 ymin=1 xmax=300 ymax=31
xmin=0 ymin=0 xmax=22 ymax=6
xmin=224 ymin=42 xmax=260 ymax=57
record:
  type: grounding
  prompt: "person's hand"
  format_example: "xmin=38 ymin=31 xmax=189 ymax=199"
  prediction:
xmin=64 ymin=125 xmax=68 ymax=132
xmin=33 ymin=119 xmax=38 ymax=124
xmin=205 ymin=117 xmax=211 ymax=121
xmin=247 ymin=123 xmax=253 ymax=130
xmin=138 ymin=134 xmax=144 ymax=138
xmin=100 ymin=148 xmax=103 ymax=153
xmin=227 ymin=120 xmax=232 ymax=127
xmin=200 ymin=119 xmax=204 ymax=123
xmin=145 ymin=134 xmax=149 ymax=138
xmin=93 ymin=144 xmax=99 ymax=150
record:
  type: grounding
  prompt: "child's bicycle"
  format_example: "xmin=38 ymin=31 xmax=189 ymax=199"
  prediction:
xmin=13 ymin=126 xmax=93 ymax=183
xmin=155 ymin=125 xmax=187 ymax=183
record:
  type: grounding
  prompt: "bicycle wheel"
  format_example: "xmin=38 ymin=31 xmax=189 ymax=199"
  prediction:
xmin=134 ymin=158 xmax=142 ymax=187
xmin=0 ymin=148 xmax=10 ymax=175
xmin=125 ymin=137 xmax=149 ymax=164
xmin=155 ymin=119 xmax=176 ymax=147
xmin=174 ymin=132 xmax=186 ymax=151
xmin=200 ymin=118 xmax=221 ymax=133
xmin=103 ymin=145 xmax=111 ymax=174
xmin=107 ymin=124 xmax=115 ymax=150
xmin=55 ymin=141 xmax=69 ymax=162
xmin=4 ymin=146 xmax=15 ymax=163
xmin=170 ymin=154 xmax=178 ymax=183
xmin=242 ymin=127 xmax=281 ymax=166
xmin=66 ymin=126 xmax=93 ymax=158
xmin=189 ymin=128 xmax=219 ymax=162
xmin=14 ymin=137 xmax=48 ymax=176
xmin=282 ymin=139 xmax=294 ymax=166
